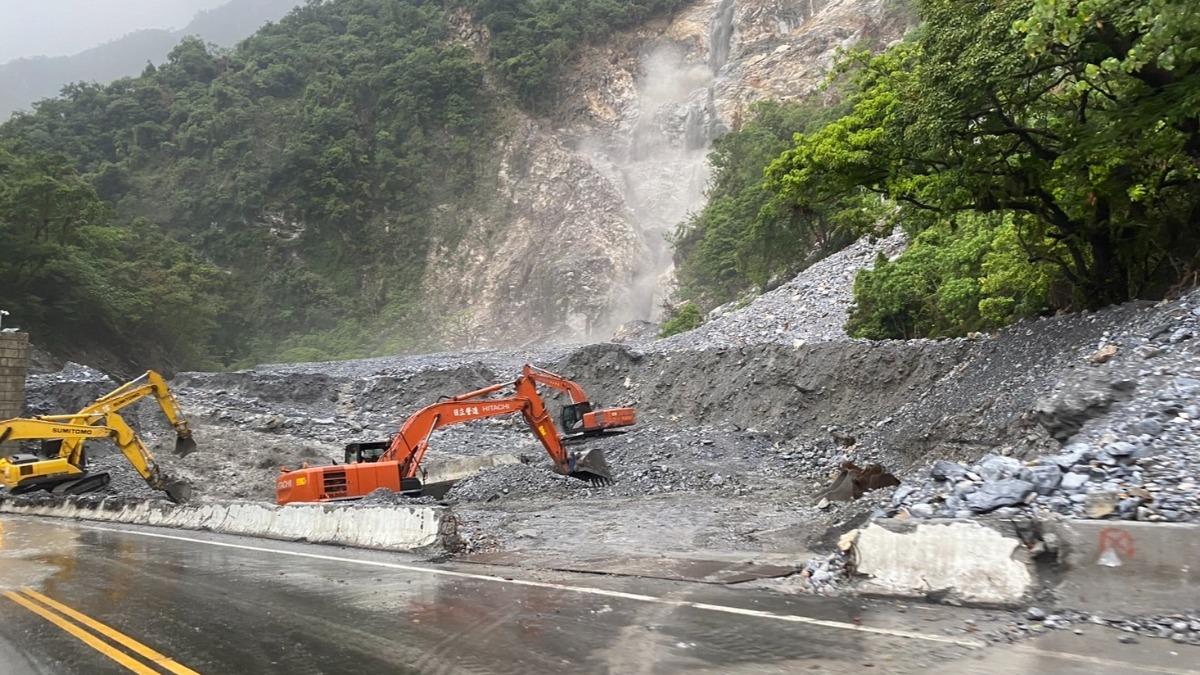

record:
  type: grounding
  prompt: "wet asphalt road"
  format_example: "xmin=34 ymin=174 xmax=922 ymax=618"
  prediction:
xmin=0 ymin=516 xmax=1197 ymax=675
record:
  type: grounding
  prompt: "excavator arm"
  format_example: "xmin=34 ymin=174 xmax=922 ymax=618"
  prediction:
xmin=91 ymin=411 xmax=192 ymax=503
xmin=59 ymin=371 xmax=197 ymax=465
xmin=522 ymin=364 xmax=589 ymax=404
xmin=521 ymin=364 xmax=636 ymax=435
xmin=380 ymin=377 xmax=576 ymax=479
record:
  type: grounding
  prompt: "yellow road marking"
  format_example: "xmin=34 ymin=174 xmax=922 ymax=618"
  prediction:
xmin=3 ymin=590 xmax=159 ymax=675
xmin=21 ymin=588 xmax=201 ymax=675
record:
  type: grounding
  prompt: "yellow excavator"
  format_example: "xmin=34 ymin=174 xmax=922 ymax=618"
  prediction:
xmin=0 ymin=371 xmax=196 ymax=503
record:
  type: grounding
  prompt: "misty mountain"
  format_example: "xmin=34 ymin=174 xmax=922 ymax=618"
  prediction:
xmin=0 ymin=0 xmax=227 ymax=63
xmin=0 ymin=0 xmax=299 ymax=119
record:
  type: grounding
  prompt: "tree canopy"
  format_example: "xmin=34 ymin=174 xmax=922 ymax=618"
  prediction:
xmin=765 ymin=0 xmax=1200 ymax=320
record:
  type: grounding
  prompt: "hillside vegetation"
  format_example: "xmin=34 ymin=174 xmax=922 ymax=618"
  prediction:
xmin=0 ymin=0 xmax=686 ymax=369
xmin=673 ymin=0 xmax=1200 ymax=338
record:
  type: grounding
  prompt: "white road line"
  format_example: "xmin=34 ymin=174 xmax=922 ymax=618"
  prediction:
xmin=78 ymin=523 xmax=984 ymax=648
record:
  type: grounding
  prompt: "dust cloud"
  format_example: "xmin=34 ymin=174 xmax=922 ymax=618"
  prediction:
xmin=583 ymin=0 xmax=737 ymax=335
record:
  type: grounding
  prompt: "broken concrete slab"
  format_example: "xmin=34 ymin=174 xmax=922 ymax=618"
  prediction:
xmin=1048 ymin=519 xmax=1200 ymax=615
xmin=0 ymin=495 xmax=454 ymax=552
xmin=850 ymin=519 xmax=1034 ymax=605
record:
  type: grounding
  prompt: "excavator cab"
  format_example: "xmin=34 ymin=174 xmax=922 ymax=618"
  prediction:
xmin=344 ymin=441 xmax=389 ymax=464
xmin=558 ymin=402 xmax=593 ymax=434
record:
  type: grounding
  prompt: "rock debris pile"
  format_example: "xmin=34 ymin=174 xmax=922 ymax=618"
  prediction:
xmin=889 ymin=291 xmax=1200 ymax=523
xmin=984 ymin=609 xmax=1200 ymax=647
xmin=653 ymin=230 xmax=907 ymax=351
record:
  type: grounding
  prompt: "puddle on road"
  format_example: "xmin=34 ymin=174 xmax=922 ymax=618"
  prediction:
xmin=0 ymin=517 xmax=80 ymax=592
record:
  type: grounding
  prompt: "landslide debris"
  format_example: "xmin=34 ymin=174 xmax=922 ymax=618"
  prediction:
xmin=22 ymin=228 xmax=1200 ymax=589
xmin=892 ymin=292 xmax=1200 ymax=524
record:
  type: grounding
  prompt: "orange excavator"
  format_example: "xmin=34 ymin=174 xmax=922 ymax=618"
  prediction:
xmin=275 ymin=372 xmax=614 ymax=505
xmin=521 ymin=364 xmax=636 ymax=436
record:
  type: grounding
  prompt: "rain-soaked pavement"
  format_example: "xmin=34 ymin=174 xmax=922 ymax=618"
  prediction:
xmin=0 ymin=515 xmax=1196 ymax=674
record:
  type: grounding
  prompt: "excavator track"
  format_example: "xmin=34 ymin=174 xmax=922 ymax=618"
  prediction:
xmin=49 ymin=472 xmax=112 ymax=496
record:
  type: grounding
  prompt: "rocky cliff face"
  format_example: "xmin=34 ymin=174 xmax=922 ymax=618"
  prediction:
xmin=422 ymin=0 xmax=914 ymax=349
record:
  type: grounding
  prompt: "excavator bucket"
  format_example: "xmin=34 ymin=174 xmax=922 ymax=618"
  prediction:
xmin=174 ymin=433 xmax=198 ymax=457
xmin=162 ymin=478 xmax=193 ymax=504
xmin=568 ymin=448 xmax=614 ymax=485
xmin=816 ymin=461 xmax=899 ymax=503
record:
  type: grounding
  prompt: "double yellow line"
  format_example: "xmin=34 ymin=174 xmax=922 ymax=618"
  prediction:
xmin=3 ymin=588 xmax=200 ymax=675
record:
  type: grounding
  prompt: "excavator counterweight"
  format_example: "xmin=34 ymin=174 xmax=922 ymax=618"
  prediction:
xmin=276 ymin=373 xmax=614 ymax=505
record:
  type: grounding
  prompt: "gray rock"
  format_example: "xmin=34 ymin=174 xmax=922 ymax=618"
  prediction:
xmin=1106 ymin=441 xmax=1138 ymax=457
xmin=966 ymin=479 xmax=1035 ymax=513
xmin=1061 ymin=473 xmax=1090 ymax=491
xmin=931 ymin=460 xmax=968 ymax=482
xmin=977 ymin=455 xmax=1023 ymax=481
xmin=909 ymin=503 xmax=934 ymax=519
xmin=1027 ymin=465 xmax=1063 ymax=495
xmin=1129 ymin=419 xmax=1163 ymax=437
xmin=1044 ymin=452 xmax=1081 ymax=470
xmin=1027 ymin=607 xmax=1047 ymax=621
xmin=891 ymin=485 xmax=917 ymax=506
xmin=1174 ymin=377 xmax=1200 ymax=397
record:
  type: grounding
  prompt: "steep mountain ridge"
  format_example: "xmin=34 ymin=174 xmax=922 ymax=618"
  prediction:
xmin=425 ymin=0 xmax=915 ymax=347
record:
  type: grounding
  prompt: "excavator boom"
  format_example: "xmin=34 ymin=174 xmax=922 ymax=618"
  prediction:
xmin=276 ymin=375 xmax=613 ymax=504
xmin=61 ymin=371 xmax=196 ymax=459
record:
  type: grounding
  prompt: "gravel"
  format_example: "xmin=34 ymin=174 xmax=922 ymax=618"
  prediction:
xmin=651 ymin=229 xmax=907 ymax=352
xmin=986 ymin=610 xmax=1200 ymax=646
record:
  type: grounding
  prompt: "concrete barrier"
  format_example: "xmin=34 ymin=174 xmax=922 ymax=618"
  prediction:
xmin=848 ymin=516 xmax=1200 ymax=613
xmin=849 ymin=519 xmax=1035 ymax=605
xmin=422 ymin=454 xmax=523 ymax=489
xmin=0 ymin=496 xmax=455 ymax=552
xmin=1048 ymin=519 xmax=1200 ymax=614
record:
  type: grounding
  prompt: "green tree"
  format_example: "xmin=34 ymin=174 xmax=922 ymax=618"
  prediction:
xmin=847 ymin=215 xmax=1062 ymax=339
xmin=659 ymin=302 xmax=703 ymax=337
xmin=766 ymin=0 xmax=1200 ymax=313
xmin=672 ymin=100 xmax=867 ymax=310
xmin=0 ymin=144 xmax=227 ymax=368
xmin=468 ymin=0 xmax=690 ymax=108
